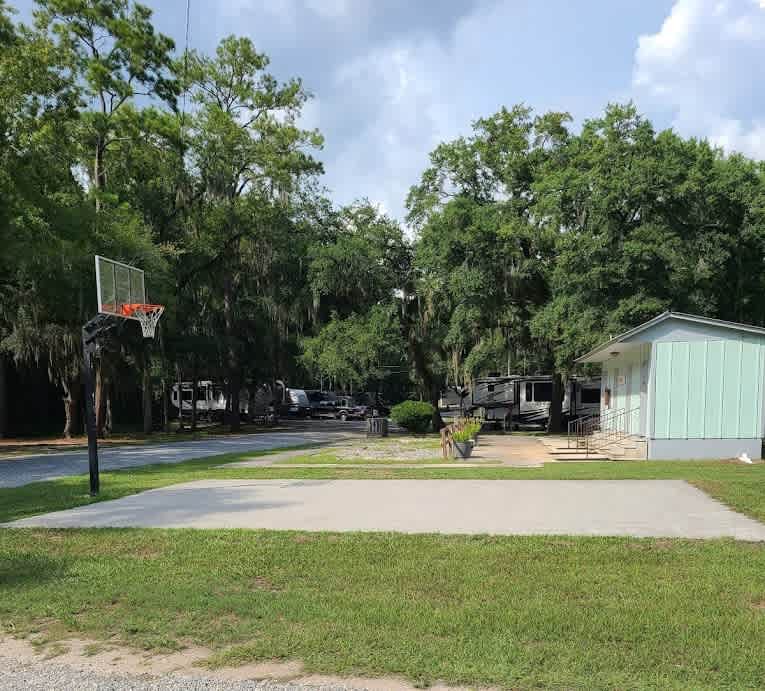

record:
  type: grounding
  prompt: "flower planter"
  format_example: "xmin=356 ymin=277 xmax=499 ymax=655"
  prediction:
xmin=453 ymin=440 xmax=473 ymax=459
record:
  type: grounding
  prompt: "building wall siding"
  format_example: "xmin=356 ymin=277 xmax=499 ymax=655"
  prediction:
xmin=601 ymin=347 xmax=647 ymax=435
xmin=653 ymin=337 xmax=764 ymax=439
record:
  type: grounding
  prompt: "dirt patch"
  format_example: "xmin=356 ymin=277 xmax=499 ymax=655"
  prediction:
xmin=751 ymin=599 xmax=765 ymax=611
xmin=0 ymin=635 xmax=497 ymax=690
xmin=333 ymin=438 xmax=441 ymax=462
xmin=225 ymin=448 xmax=328 ymax=467
xmin=625 ymin=538 xmax=678 ymax=551
xmin=132 ymin=546 xmax=163 ymax=560
xmin=252 ymin=576 xmax=282 ymax=592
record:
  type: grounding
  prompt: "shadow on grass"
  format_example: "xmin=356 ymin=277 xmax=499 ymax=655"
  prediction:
xmin=0 ymin=552 xmax=69 ymax=588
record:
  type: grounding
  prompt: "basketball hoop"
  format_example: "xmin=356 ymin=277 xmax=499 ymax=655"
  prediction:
xmin=86 ymin=256 xmax=165 ymax=496
xmin=122 ymin=303 xmax=165 ymax=339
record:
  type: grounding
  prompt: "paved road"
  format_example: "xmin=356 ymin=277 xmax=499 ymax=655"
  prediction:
xmin=8 ymin=479 xmax=765 ymax=540
xmin=0 ymin=422 xmax=363 ymax=488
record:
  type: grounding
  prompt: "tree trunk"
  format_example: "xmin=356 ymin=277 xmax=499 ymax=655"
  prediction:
xmin=62 ymin=379 xmax=80 ymax=439
xmin=142 ymin=359 xmax=153 ymax=435
xmin=223 ymin=269 xmax=241 ymax=432
xmin=547 ymin=371 xmax=564 ymax=434
xmin=429 ymin=383 xmax=444 ymax=432
xmin=162 ymin=377 xmax=170 ymax=432
xmin=0 ymin=355 xmax=7 ymax=438
xmin=176 ymin=366 xmax=184 ymax=431
xmin=228 ymin=370 xmax=242 ymax=431
xmin=105 ymin=391 xmax=113 ymax=437
xmin=190 ymin=360 xmax=198 ymax=432
xmin=94 ymin=138 xmax=106 ymax=212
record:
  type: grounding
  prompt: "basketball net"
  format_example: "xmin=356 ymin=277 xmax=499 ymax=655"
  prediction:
xmin=123 ymin=304 xmax=165 ymax=339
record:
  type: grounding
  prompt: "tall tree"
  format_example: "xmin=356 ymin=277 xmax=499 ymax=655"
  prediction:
xmin=532 ymin=104 xmax=765 ymax=383
xmin=35 ymin=0 xmax=177 ymax=209
xmin=407 ymin=106 xmax=569 ymax=428
xmin=183 ymin=35 xmax=322 ymax=429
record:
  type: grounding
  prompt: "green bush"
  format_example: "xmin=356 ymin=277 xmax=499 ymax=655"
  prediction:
xmin=390 ymin=400 xmax=434 ymax=433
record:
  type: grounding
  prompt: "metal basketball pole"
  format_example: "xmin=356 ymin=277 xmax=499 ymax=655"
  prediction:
xmin=82 ymin=323 xmax=100 ymax=495
xmin=82 ymin=314 xmax=116 ymax=496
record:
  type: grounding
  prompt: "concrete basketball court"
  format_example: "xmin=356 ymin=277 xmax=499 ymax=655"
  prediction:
xmin=7 ymin=479 xmax=765 ymax=540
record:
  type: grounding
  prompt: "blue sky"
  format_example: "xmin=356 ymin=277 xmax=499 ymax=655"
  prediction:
xmin=13 ymin=0 xmax=765 ymax=221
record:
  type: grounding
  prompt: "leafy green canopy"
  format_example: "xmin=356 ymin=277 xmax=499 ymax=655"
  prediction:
xmin=300 ymin=305 xmax=404 ymax=392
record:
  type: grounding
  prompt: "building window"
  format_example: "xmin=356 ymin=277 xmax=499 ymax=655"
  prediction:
xmin=580 ymin=387 xmax=600 ymax=404
xmin=533 ymin=382 xmax=552 ymax=402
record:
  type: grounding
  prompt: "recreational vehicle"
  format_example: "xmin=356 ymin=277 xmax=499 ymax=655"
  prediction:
xmin=170 ymin=380 xmax=227 ymax=420
xmin=275 ymin=382 xmax=311 ymax=417
xmin=470 ymin=375 xmax=601 ymax=429
xmin=171 ymin=381 xmax=278 ymax=421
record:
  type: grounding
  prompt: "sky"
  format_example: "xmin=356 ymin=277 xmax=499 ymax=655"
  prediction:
xmin=13 ymin=0 xmax=765 ymax=221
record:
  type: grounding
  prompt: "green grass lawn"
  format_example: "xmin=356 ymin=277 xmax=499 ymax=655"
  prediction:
xmin=0 ymin=448 xmax=765 ymax=689
xmin=1 ymin=528 xmax=763 ymax=689
xmin=2 ymin=449 xmax=765 ymax=688
xmin=275 ymin=451 xmax=451 ymax=464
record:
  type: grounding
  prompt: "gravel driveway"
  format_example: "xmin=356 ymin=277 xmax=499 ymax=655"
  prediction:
xmin=0 ymin=655 xmax=366 ymax=691
xmin=8 ymin=478 xmax=765 ymax=539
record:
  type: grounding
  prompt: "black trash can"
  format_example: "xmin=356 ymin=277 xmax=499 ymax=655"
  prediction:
xmin=366 ymin=416 xmax=389 ymax=437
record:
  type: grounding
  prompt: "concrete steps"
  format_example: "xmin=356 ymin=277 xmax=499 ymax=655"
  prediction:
xmin=538 ymin=436 xmax=610 ymax=461
xmin=540 ymin=433 xmax=647 ymax=461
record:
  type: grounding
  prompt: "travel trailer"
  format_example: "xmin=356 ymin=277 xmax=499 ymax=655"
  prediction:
xmin=171 ymin=381 xmax=278 ymax=421
xmin=470 ymin=375 xmax=601 ymax=429
xmin=170 ymin=380 xmax=227 ymax=420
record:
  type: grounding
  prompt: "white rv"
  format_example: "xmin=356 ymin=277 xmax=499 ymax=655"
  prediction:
xmin=170 ymin=380 xmax=227 ymax=420
xmin=171 ymin=381 xmax=268 ymax=420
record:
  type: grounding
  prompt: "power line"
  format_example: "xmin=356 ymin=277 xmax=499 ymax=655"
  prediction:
xmin=179 ymin=0 xmax=191 ymax=148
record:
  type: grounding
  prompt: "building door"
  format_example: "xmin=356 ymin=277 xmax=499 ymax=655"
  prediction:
xmin=628 ymin=362 xmax=641 ymax=435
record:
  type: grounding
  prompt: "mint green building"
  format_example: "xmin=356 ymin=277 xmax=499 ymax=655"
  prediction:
xmin=576 ymin=312 xmax=765 ymax=460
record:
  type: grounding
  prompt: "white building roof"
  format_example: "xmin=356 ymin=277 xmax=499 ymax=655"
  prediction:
xmin=575 ymin=311 xmax=765 ymax=364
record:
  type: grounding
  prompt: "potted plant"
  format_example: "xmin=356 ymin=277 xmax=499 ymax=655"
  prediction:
xmin=468 ymin=420 xmax=481 ymax=446
xmin=452 ymin=429 xmax=474 ymax=459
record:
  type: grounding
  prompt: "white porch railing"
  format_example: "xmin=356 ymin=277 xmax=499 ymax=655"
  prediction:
xmin=567 ymin=406 xmax=642 ymax=457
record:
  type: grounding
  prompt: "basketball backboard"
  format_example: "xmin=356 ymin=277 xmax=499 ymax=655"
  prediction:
xmin=95 ymin=255 xmax=147 ymax=318
xmin=95 ymin=255 xmax=163 ymax=338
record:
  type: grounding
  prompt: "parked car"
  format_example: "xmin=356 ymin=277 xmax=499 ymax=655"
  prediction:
xmin=354 ymin=392 xmax=391 ymax=417
xmin=334 ymin=397 xmax=368 ymax=421
xmin=306 ymin=390 xmax=337 ymax=418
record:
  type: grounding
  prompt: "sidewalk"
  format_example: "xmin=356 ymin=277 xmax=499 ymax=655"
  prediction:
xmin=469 ymin=434 xmax=550 ymax=467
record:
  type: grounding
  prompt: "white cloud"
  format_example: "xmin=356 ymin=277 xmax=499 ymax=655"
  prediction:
xmin=633 ymin=0 xmax=765 ymax=158
xmin=326 ymin=39 xmax=458 ymax=224
xmin=709 ymin=118 xmax=765 ymax=156
xmin=304 ymin=0 xmax=361 ymax=20
xmin=219 ymin=0 xmax=368 ymax=25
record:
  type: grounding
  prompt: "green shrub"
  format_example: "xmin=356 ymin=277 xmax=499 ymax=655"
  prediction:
xmin=390 ymin=400 xmax=434 ymax=433
xmin=452 ymin=429 xmax=473 ymax=443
